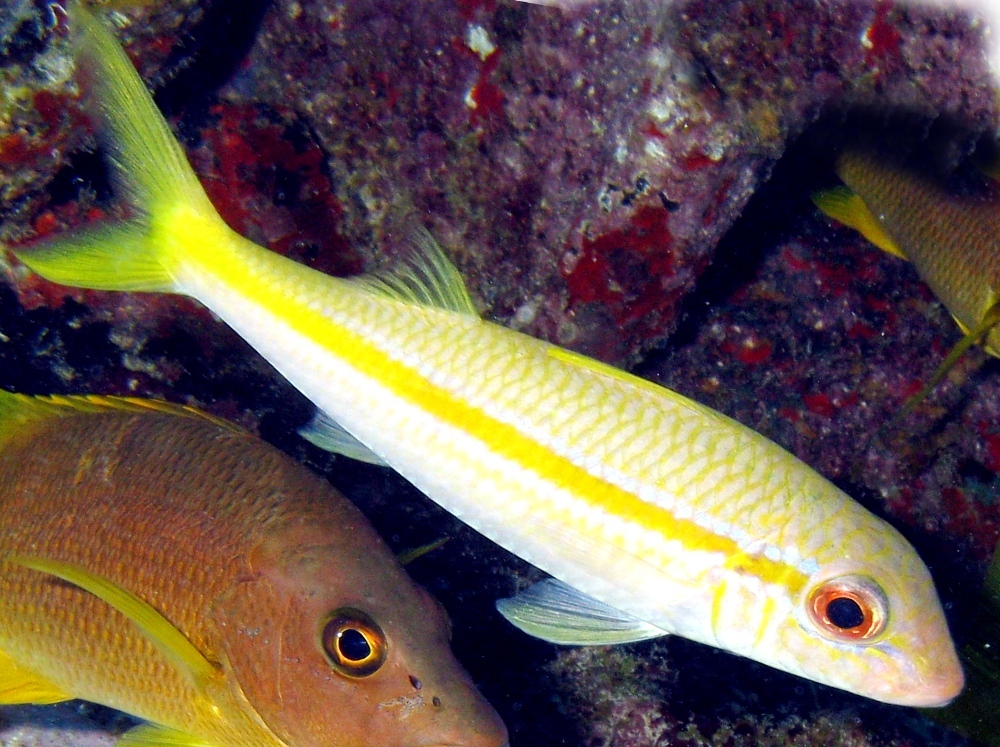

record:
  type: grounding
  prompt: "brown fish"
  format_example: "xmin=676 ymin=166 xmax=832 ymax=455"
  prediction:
xmin=813 ymin=149 xmax=1000 ymax=408
xmin=0 ymin=393 xmax=507 ymax=747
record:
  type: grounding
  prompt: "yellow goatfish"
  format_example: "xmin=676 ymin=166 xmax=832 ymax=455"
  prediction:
xmin=0 ymin=390 xmax=507 ymax=747
xmin=13 ymin=2 xmax=963 ymax=706
xmin=813 ymin=149 xmax=1000 ymax=404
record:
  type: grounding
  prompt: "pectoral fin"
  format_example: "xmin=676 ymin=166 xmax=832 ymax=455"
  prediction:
xmin=496 ymin=578 xmax=667 ymax=645
xmin=298 ymin=410 xmax=388 ymax=465
xmin=0 ymin=648 xmax=72 ymax=705
xmin=812 ymin=186 xmax=907 ymax=259
xmin=116 ymin=724 xmax=215 ymax=747
xmin=10 ymin=557 xmax=221 ymax=694
xmin=894 ymin=299 xmax=1000 ymax=423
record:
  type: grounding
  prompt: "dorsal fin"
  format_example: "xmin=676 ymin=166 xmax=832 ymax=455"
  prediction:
xmin=346 ymin=228 xmax=480 ymax=316
xmin=9 ymin=556 xmax=222 ymax=695
xmin=0 ymin=390 xmax=241 ymax=449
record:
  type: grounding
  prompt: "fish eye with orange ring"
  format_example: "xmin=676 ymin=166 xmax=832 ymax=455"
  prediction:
xmin=321 ymin=608 xmax=388 ymax=677
xmin=807 ymin=575 xmax=888 ymax=642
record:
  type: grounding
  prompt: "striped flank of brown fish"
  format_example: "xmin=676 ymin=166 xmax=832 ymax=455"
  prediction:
xmin=0 ymin=392 xmax=507 ymax=747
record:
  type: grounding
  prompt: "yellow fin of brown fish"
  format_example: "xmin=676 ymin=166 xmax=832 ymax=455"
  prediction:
xmin=0 ymin=648 xmax=72 ymax=705
xmin=812 ymin=185 xmax=907 ymax=259
xmin=886 ymin=298 xmax=1000 ymax=428
xmin=10 ymin=557 xmax=223 ymax=694
xmin=116 ymin=723 xmax=216 ymax=747
xmin=0 ymin=391 xmax=239 ymax=449
xmin=396 ymin=536 xmax=450 ymax=565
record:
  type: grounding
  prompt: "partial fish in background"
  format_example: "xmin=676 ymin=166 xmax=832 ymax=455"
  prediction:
xmin=813 ymin=148 xmax=1000 ymax=414
xmin=12 ymin=2 xmax=963 ymax=706
xmin=0 ymin=391 xmax=507 ymax=747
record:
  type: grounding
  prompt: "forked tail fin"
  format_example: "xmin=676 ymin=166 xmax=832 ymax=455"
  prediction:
xmin=13 ymin=2 xmax=233 ymax=294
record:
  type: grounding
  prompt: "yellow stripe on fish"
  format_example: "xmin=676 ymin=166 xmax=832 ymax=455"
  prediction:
xmin=12 ymin=2 xmax=963 ymax=707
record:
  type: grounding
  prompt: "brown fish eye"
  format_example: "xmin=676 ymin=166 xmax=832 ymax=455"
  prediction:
xmin=321 ymin=608 xmax=387 ymax=678
xmin=807 ymin=575 xmax=888 ymax=642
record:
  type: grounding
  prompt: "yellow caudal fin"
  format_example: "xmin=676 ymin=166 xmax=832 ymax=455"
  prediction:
xmin=0 ymin=648 xmax=72 ymax=705
xmin=812 ymin=185 xmax=907 ymax=260
xmin=12 ymin=2 xmax=230 ymax=294
xmin=10 ymin=557 xmax=222 ymax=695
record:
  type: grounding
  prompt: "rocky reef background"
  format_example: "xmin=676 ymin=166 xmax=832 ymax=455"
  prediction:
xmin=1 ymin=0 xmax=999 ymax=745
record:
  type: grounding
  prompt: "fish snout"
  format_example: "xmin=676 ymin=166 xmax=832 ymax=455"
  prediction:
xmin=895 ymin=652 xmax=965 ymax=708
xmin=403 ymin=688 xmax=509 ymax=747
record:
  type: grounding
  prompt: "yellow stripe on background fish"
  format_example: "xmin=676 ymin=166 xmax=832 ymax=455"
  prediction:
xmin=813 ymin=149 xmax=1000 ymax=405
xmin=12 ymin=2 xmax=963 ymax=707
xmin=0 ymin=391 xmax=507 ymax=747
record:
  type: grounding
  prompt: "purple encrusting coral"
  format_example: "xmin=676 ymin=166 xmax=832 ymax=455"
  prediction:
xmin=0 ymin=1 xmax=999 ymax=746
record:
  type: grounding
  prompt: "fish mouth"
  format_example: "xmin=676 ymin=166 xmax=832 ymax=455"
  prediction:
xmin=881 ymin=657 xmax=965 ymax=708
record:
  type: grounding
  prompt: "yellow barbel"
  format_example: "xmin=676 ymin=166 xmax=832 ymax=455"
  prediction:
xmin=13 ymin=2 xmax=963 ymax=706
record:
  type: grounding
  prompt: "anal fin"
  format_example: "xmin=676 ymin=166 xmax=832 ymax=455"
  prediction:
xmin=0 ymin=648 xmax=72 ymax=705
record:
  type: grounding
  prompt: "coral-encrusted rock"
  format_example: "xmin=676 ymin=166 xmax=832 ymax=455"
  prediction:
xmin=241 ymin=0 xmax=997 ymax=361
xmin=0 ymin=0 xmax=205 ymax=237
xmin=1 ymin=0 xmax=996 ymax=362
